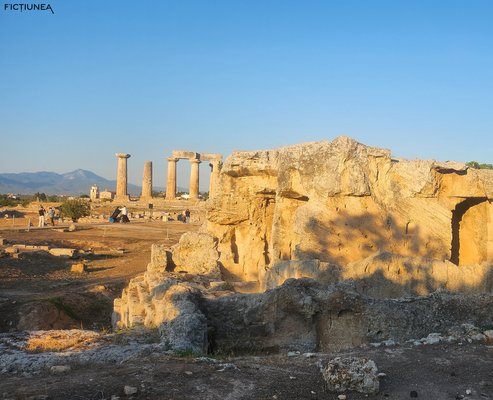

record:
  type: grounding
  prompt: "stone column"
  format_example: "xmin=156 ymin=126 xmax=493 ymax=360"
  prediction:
xmin=189 ymin=159 xmax=201 ymax=200
xmin=115 ymin=153 xmax=130 ymax=200
xmin=141 ymin=161 xmax=152 ymax=200
xmin=165 ymin=157 xmax=178 ymax=200
xmin=209 ymin=161 xmax=221 ymax=198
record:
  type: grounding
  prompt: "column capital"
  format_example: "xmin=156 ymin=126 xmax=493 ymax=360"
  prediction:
xmin=116 ymin=153 xmax=131 ymax=159
xmin=189 ymin=159 xmax=201 ymax=164
xmin=167 ymin=157 xmax=178 ymax=162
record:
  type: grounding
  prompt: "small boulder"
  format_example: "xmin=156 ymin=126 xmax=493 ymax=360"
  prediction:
xmin=123 ymin=386 xmax=138 ymax=396
xmin=50 ymin=365 xmax=71 ymax=374
xmin=321 ymin=357 xmax=380 ymax=394
xmin=68 ymin=223 xmax=76 ymax=232
xmin=70 ymin=263 xmax=86 ymax=273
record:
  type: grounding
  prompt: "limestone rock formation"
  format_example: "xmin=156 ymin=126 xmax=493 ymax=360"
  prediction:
xmin=113 ymin=137 xmax=493 ymax=354
xmin=170 ymin=232 xmax=221 ymax=279
xmin=206 ymin=136 xmax=493 ymax=286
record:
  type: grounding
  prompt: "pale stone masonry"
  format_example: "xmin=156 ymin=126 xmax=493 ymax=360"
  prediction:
xmin=189 ymin=159 xmax=201 ymax=200
xmin=115 ymin=153 xmax=130 ymax=200
xmin=165 ymin=157 xmax=178 ymax=200
xmin=141 ymin=161 xmax=153 ymax=200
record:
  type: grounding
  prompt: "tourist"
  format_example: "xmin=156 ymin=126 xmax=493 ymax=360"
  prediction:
xmin=185 ymin=209 xmax=191 ymax=223
xmin=38 ymin=205 xmax=46 ymax=227
xmin=47 ymin=207 xmax=56 ymax=226
xmin=120 ymin=205 xmax=129 ymax=223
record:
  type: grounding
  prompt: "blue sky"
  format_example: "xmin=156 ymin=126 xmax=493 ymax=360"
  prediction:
xmin=1 ymin=0 xmax=492 ymax=190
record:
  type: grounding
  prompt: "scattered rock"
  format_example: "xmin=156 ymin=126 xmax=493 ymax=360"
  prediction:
xmin=410 ymin=390 xmax=418 ymax=398
xmin=321 ymin=357 xmax=380 ymax=394
xmin=0 ymin=238 xmax=7 ymax=245
xmin=123 ymin=385 xmax=137 ymax=396
xmin=287 ymin=351 xmax=300 ymax=357
xmin=50 ymin=365 xmax=71 ymax=374
xmin=338 ymin=395 xmax=347 ymax=400
xmin=4 ymin=247 xmax=18 ymax=254
xmin=70 ymin=263 xmax=86 ymax=273
xmin=68 ymin=223 xmax=76 ymax=232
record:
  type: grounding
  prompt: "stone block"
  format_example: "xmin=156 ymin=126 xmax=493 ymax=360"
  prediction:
xmin=70 ymin=263 xmax=86 ymax=273
xmin=4 ymin=247 xmax=19 ymax=254
xmin=0 ymin=238 xmax=6 ymax=246
xmin=49 ymin=248 xmax=76 ymax=258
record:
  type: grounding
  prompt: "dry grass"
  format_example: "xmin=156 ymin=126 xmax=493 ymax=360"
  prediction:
xmin=24 ymin=330 xmax=100 ymax=353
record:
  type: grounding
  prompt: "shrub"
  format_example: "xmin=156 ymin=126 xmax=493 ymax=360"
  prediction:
xmin=60 ymin=199 xmax=90 ymax=222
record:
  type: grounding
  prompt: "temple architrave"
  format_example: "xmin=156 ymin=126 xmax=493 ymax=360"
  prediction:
xmin=165 ymin=151 xmax=223 ymax=200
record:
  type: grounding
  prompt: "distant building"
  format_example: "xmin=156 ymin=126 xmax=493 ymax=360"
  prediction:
xmin=90 ymin=185 xmax=99 ymax=200
xmin=100 ymin=190 xmax=114 ymax=200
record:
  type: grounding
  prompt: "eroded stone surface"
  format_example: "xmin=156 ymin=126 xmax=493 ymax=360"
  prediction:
xmin=206 ymin=136 xmax=493 ymax=286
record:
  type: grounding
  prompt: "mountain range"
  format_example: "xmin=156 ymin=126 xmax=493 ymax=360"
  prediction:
xmin=0 ymin=169 xmax=149 ymax=196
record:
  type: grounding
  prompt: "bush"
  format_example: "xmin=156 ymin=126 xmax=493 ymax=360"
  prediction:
xmin=59 ymin=199 xmax=90 ymax=222
xmin=466 ymin=161 xmax=493 ymax=170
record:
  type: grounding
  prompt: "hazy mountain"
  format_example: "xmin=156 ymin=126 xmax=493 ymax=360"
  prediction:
xmin=0 ymin=169 xmax=149 ymax=196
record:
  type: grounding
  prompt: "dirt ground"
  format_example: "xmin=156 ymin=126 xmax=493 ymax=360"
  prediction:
xmin=0 ymin=339 xmax=492 ymax=400
xmin=1 ymin=220 xmax=493 ymax=399
xmin=0 ymin=220 xmax=199 ymax=332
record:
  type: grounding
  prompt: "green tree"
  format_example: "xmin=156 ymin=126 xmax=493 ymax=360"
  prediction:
xmin=59 ymin=199 xmax=90 ymax=222
xmin=466 ymin=161 xmax=493 ymax=170
xmin=33 ymin=192 xmax=47 ymax=201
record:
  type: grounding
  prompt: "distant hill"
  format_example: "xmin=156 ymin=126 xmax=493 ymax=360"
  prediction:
xmin=0 ymin=169 xmax=147 ymax=196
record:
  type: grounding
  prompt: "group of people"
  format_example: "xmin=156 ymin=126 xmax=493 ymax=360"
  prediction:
xmin=182 ymin=209 xmax=191 ymax=223
xmin=38 ymin=205 xmax=57 ymax=227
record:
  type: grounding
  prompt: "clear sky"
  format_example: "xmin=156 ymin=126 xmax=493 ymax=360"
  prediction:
xmin=1 ymin=0 xmax=492 ymax=190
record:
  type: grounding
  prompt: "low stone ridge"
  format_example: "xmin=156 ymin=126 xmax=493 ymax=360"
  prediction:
xmin=114 ymin=274 xmax=493 ymax=354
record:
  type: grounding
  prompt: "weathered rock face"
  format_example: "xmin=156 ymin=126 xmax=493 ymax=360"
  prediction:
xmin=113 ymin=137 xmax=493 ymax=354
xmin=207 ymin=136 xmax=493 ymax=286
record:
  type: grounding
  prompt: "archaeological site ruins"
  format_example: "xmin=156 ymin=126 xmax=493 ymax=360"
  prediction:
xmin=112 ymin=136 xmax=493 ymax=355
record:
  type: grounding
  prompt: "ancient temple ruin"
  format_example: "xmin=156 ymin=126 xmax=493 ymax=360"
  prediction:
xmin=113 ymin=136 xmax=493 ymax=354
xmin=165 ymin=151 xmax=222 ymax=200
xmin=112 ymin=151 xmax=222 ymax=201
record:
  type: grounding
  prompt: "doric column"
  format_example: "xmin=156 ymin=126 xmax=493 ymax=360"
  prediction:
xmin=209 ymin=161 xmax=221 ymax=198
xmin=189 ymin=159 xmax=201 ymax=200
xmin=115 ymin=153 xmax=130 ymax=199
xmin=141 ymin=161 xmax=152 ymax=200
xmin=165 ymin=157 xmax=178 ymax=200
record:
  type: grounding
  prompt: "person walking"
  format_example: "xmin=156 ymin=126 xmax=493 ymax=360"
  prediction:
xmin=38 ymin=205 xmax=46 ymax=227
xmin=185 ymin=209 xmax=191 ymax=223
xmin=47 ymin=207 xmax=56 ymax=226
